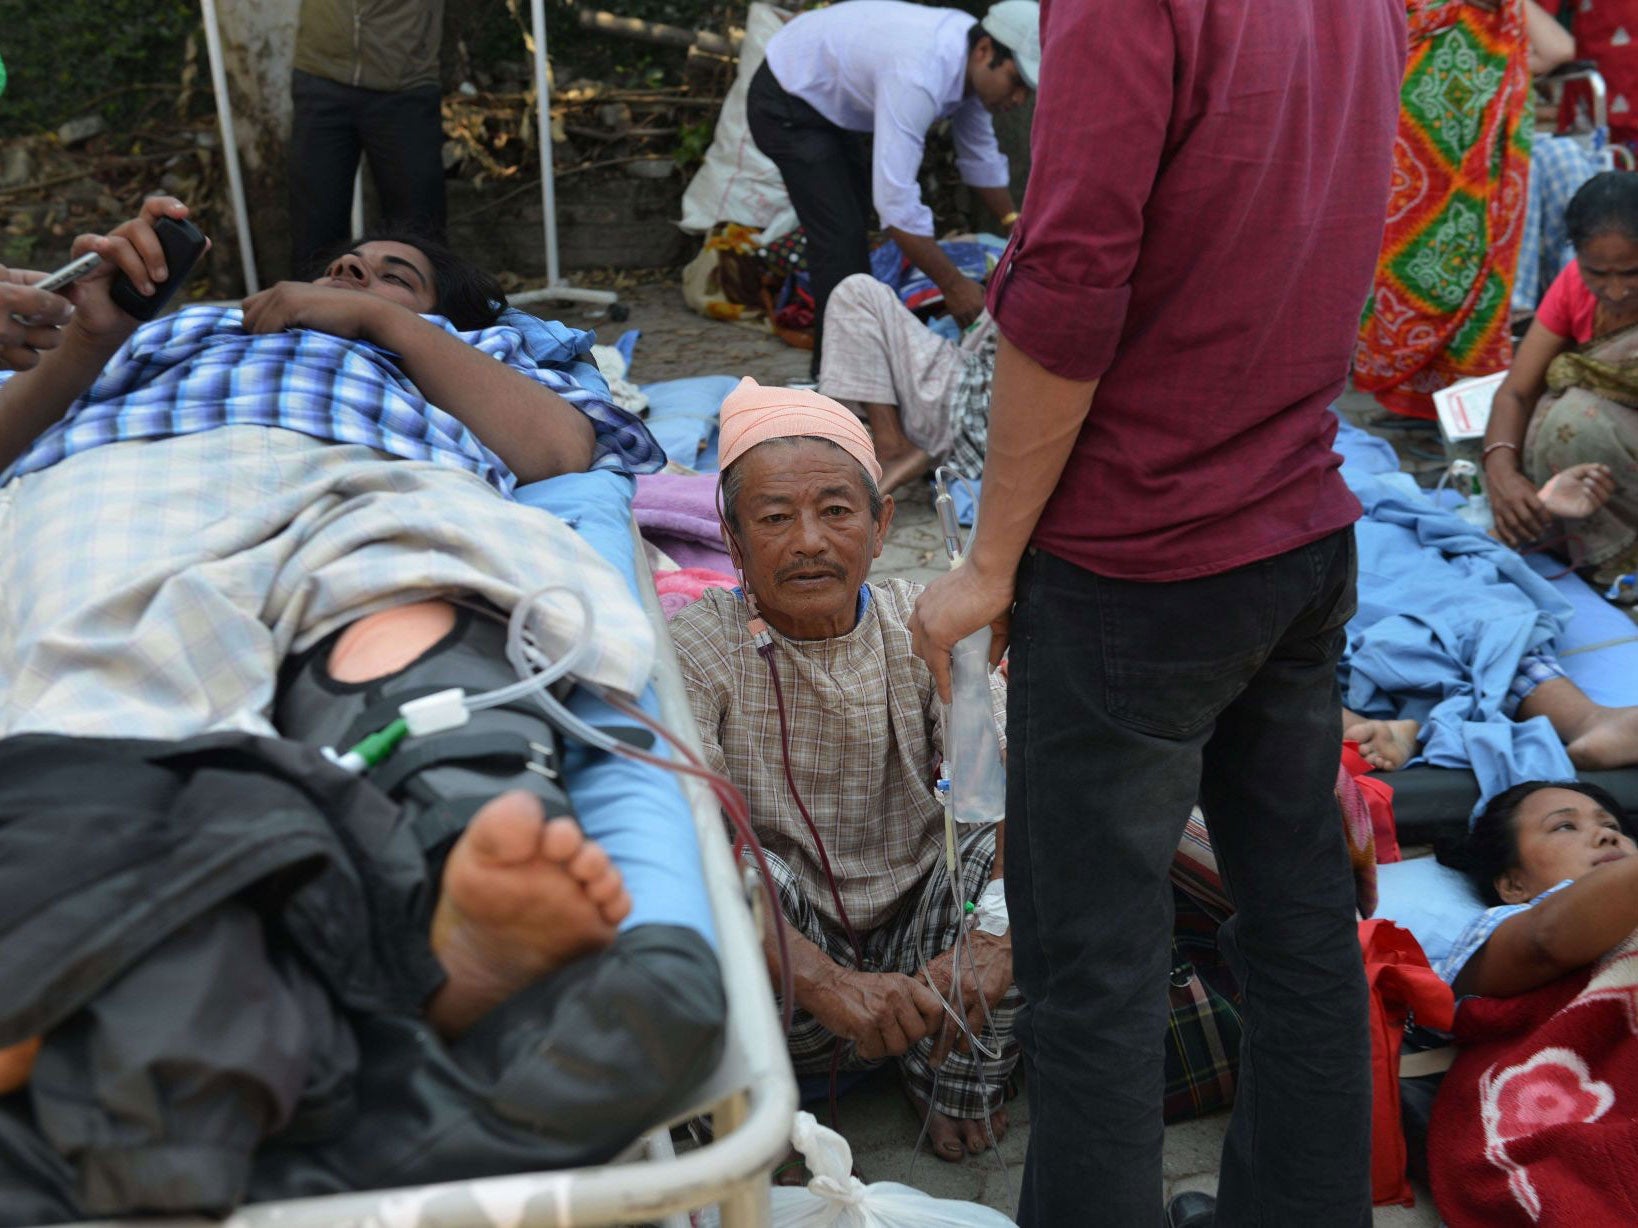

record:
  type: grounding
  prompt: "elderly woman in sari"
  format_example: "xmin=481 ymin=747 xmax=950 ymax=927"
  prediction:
xmin=1486 ymin=172 xmax=1638 ymax=603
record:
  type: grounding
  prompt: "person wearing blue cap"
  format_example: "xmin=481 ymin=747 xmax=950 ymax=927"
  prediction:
xmin=745 ymin=0 xmax=1039 ymax=377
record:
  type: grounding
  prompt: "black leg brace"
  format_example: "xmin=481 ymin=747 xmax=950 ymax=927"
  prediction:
xmin=274 ymin=605 xmax=574 ymax=860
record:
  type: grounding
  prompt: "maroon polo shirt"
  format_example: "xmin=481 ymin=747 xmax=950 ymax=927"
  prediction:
xmin=989 ymin=0 xmax=1407 ymax=581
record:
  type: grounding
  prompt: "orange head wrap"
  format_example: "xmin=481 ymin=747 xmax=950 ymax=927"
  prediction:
xmin=716 ymin=377 xmax=882 ymax=484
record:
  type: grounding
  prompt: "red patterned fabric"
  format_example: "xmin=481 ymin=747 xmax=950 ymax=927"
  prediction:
xmin=1429 ymin=931 xmax=1638 ymax=1225
xmin=1554 ymin=0 xmax=1638 ymax=146
xmin=1353 ymin=0 xmax=1532 ymax=420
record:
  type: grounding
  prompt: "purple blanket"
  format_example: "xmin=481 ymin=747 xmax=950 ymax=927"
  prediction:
xmin=633 ymin=473 xmax=733 ymax=574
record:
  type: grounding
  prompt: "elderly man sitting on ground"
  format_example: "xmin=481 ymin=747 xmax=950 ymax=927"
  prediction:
xmin=669 ymin=378 xmax=1017 ymax=1162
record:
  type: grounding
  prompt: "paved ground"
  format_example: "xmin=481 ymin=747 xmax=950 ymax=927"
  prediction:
xmin=557 ymin=280 xmax=1443 ymax=1223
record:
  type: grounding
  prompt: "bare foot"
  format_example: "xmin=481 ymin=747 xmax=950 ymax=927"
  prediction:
xmin=904 ymin=1082 xmax=1009 ymax=1162
xmin=1565 ymin=706 xmax=1638 ymax=771
xmin=877 ymin=445 xmax=934 ymax=495
xmin=427 ymin=790 xmax=631 ymax=1036
xmin=1344 ymin=717 xmax=1421 ymax=772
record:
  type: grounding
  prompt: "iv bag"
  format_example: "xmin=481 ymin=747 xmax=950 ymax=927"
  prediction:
xmin=946 ymin=627 xmax=1006 ymax=825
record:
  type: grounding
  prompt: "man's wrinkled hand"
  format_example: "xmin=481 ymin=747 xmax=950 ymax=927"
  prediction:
xmin=926 ymin=929 xmax=1012 ymax=1067
xmin=806 ymin=967 xmax=946 ymax=1060
xmin=242 ymin=282 xmax=388 ymax=340
xmin=910 ymin=561 xmax=1014 ymax=703
xmin=942 ymin=276 xmax=988 ymax=328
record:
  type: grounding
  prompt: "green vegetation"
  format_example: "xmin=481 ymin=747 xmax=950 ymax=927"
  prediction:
xmin=0 ymin=0 xmax=205 ymax=137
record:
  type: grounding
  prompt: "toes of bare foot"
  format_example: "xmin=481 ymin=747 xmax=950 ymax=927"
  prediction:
xmin=428 ymin=791 xmax=627 ymax=1037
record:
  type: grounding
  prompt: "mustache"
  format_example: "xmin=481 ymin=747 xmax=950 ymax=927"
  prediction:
xmin=775 ymin=561 xmax=845 ymax=581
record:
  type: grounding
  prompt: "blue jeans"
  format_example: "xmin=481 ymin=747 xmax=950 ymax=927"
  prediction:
xmin=1008 ymin=531 xmax=1371 ymax=1227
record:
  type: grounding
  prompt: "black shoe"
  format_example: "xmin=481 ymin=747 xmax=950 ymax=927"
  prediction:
xmin=1165 ymin=1190 xmax=1216 ymax=1228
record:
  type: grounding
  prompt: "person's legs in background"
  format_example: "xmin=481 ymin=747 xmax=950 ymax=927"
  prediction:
xmin=1199 ymin=530 xmax=1372 ymax=1228
xmin=1007 ymin=549 xmax=1276 ymax=1227
xmin=819 ymin=274 xmax=969 ymax=491
xmin=746 ymin=63 xmax=873 ymax=379
xmin=358 ymin=82 xmax=449 ymax=240
xmin=289 ymin=70 xmax=364 ymax=277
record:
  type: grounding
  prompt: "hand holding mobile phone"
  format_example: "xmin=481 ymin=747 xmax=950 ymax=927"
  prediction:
xmin=110 ymin=217 xmax=209 ymax=321
xmin=5 ymin=252 xmax=101 ymax=328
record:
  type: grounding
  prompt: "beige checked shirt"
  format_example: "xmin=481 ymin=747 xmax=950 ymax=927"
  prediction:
xmin=670 ymin=579 xmax=1007 ymax=935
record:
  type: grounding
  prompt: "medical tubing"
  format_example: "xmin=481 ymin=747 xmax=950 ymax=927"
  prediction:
xmin=461 ymin=585 xmax=598 ymax=715
xmin=757 ymin=641 xmax=867 ymax=968
xmin=460 ymin=596 xmax=800 ymax=1031
xmin=593 ymin=685 xmax=797 ymax=1033
xmin=930 ymin=465 xmax=976 ymax=556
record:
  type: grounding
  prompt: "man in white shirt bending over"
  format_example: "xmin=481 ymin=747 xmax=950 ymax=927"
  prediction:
xmin=746 ymin=0 xmax=1038 ymax=378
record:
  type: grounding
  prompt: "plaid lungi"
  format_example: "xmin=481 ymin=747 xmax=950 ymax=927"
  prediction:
xmin=0 ymin=428 xmax=654 ymax=738
xmin=761 ymin=822 xmax=1019 ymax=1121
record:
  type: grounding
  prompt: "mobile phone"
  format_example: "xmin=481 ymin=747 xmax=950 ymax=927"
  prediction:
xmin=110 ymin=216 xmax=208 ymax=322
xmin=31 ymin=251 xmax=103 ymax=294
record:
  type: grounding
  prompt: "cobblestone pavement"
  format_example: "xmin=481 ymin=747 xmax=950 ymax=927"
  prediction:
xmin=583 ymin=283 xmax=1438 ymax=1222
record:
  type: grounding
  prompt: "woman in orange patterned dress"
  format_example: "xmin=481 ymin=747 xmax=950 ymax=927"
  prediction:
xmin=1354 ymin=0 xmax=1533 ymax=420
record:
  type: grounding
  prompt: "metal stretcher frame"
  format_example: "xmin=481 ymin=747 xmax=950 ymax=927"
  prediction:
xmin=57 ymin=522 xmax=796 ymax=1228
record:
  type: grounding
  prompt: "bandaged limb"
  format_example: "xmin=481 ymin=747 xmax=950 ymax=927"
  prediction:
xmin=274 ymin=601 xmax=575 ymax=863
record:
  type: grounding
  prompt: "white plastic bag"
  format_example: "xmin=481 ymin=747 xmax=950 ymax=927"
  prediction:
xmin=678 ymin=3 xmax=799 ymax=235
xmin=704 ymin=1111 xmax=1015 ymax=1226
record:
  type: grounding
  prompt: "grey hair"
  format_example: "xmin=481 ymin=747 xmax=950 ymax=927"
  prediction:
xmin=719 ymin=436 xmax=884 ymax=533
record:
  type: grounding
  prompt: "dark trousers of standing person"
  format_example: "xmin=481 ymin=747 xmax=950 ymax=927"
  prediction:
xmin=1006 ymin=529 xmax=1372 ymax=1228
xmin=745 ymin=61 xmax=872 ymax=380
xmin=289 ymin=69 xmax=448 ymax=277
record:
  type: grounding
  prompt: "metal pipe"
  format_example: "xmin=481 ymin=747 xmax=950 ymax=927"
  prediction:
xmin=527 ymin=0 xmax=619 ymax=310
xmin=198 ymin=0 xmax=260 ymax=293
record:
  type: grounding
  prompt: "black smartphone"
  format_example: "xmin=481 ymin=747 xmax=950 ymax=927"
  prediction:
xmin=109 ymin=216 xmax=208 ymax=322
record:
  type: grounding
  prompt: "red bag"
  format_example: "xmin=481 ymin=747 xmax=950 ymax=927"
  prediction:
xmin=1342 ymin=742 xmax=1402 ymax=863
xmin=1361 ymin=918 xmax=1454 ymax=1207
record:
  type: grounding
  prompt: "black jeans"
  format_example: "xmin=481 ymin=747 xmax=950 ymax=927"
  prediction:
xmin=745 ymin=61 xmax=872 ymax=378
xmin=289 ymin=69 xmax=447 ymax=277
xmin=1008 ymin=530 xmax=1371 ymax=1228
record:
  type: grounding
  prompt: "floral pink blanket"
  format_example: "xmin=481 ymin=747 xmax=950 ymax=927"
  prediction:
xmin=1429 ymin=930 xmax=1638 ymax=1226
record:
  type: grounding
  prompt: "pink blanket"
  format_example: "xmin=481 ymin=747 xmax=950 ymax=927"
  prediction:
xmin=653 ymin=567 xmax=737 ymax=619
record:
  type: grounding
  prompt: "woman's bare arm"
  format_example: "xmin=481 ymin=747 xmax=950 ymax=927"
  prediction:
xmin=1454 ymin=857 xmax=1638 ymax=998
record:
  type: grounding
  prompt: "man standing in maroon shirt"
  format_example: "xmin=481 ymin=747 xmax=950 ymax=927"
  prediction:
xmin=910 ymin=2 xmax=1406 ymax=1225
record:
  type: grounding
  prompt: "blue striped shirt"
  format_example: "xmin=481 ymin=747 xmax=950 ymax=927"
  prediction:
xmin=1 ymin=305 xmax=662 ymax=491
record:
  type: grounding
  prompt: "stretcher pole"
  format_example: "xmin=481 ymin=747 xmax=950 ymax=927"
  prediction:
xmin=511 ymin=0 xmax=620 ymax=311
xmin=198 ymin=0 xmax=260 ymax=293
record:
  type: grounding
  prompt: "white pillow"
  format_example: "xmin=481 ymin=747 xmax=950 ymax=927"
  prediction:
xmin=1374 ymin=856 xmax=1487 ymax=968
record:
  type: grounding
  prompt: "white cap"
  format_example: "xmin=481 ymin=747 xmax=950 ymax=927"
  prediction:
xmin=979 ymin=0 xmax=1042 ymax=91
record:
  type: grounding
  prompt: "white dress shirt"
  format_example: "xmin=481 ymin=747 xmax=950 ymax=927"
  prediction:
xmin=764 ymin=0 xmax=1011 ymax=236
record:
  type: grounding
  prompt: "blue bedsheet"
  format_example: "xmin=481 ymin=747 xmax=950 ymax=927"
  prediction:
xmin=513 ymin=470 xmax=716 ymax=947
xmin=1342 ymin=468 xmax=1576 ymax=799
